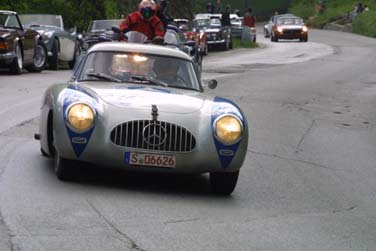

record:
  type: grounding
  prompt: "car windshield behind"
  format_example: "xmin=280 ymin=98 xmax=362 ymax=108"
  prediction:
xmin=19 ymin=14 xmax=63 ymax=28
xmin=79 ymin=51 xmax=200 ymax=90
xmin=277 ymin=18 xmax=303 ymax=25
xmin=194 ymin=19 xmax=210 ymax=29
xmin=88 ymin=20 xmax=122 ymax=32
xmin=209 ymin=18 xmax=221 ymax=27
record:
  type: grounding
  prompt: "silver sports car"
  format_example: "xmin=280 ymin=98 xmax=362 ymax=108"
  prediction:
xmin=36 ymin=42 xmax=248 ymax=195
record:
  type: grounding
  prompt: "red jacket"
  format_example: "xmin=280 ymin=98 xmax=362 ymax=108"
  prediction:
xmin=120 ymin=11 xmax=165 ymax=40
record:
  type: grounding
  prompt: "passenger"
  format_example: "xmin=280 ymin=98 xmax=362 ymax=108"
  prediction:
xmin=119 ymin=0 xmax=165 ymax=41
xmin=243 ymin=8 xmax=256 ymax=28
xmin=153 ymin=58 xmax=185 ymax=86
xmin=155 ymin=0 xmax=170 ymax=30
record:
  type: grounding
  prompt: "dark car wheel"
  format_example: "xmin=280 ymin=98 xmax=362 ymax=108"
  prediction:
xmin=10 ymin=43 xmax=23 ymax=75
xmin=49 ymin=39 xmax=59 ymax=70
xmin=68 ymin=40 xmax=81 ymax=69
xmin=210 ymin=171 xmax=239 ymax=195
xmin=25 ymin=40 xmax=47 ymax=72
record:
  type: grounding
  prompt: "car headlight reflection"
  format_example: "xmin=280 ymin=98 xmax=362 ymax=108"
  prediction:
xmin=215 ymin=115 xmax=243 ymax=144
xmin=67 ymin=103 xmax=95 ymax=132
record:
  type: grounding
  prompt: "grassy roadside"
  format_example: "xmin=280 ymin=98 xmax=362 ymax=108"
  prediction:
xmin=288 ymin=0 xmax=376 ymax=38
xmin=233 ymin=38 xmax=258 ymax=49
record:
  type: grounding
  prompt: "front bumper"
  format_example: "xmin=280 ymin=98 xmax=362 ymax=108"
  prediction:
xmin=0 ymin=52 xmax=17 ymax=65
xmin=207 ymin=39 xmax=226 ymax=45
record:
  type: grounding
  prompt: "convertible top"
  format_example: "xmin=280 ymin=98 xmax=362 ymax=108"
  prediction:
xmin=89 ymin=42 xmax=192 ymax=61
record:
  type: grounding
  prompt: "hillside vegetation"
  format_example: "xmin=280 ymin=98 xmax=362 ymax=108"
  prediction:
xmin=288 ymin=0 xmax=376 ymax=38
xmin=1 ymin=0 xmax=293 ymax=31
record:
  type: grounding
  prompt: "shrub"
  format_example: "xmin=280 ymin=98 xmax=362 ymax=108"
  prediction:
xmin=352 ymin=11 xmax=376 ymax=38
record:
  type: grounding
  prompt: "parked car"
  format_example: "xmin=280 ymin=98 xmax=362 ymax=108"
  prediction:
xmin=0 ymin=10 xmax=47 ymax=74
xmin=174 ymin=18 xmax=208 ymax=56
xmin=164 ymin=25 xmax=203 ymax=71
xmin=269 ymin=15 xmax=308 ymax=42
xmin=82 ymin=19 xmax=122 ymax=49
xmin=19 ymin=14 xmax=81 ymax=70
xmin=204 ymin=17 xmax=232 ymax=50
xmin=35 ymin=42 xmax=249 ymax=195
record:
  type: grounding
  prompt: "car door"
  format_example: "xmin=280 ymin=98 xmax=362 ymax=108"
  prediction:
xmin=6 ymin=14 xmax=35 ymax=62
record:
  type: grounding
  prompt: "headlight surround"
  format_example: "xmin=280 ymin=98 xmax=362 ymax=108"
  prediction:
xmin=215 ymin=115 xmax=243 ymax=145
xmin=277 ymin=26 xmax=283 ymax=33
xmin=67 ymin=103 xmax=95 ymax=132
xmin=302 ymin=26 xmax=308 ymax=32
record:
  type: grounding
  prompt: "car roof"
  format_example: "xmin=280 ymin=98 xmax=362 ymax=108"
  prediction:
xmin=89 ymin=42 xmax=191 ymax=61
xmin=0 ymin=10 xmax=17 ymax=15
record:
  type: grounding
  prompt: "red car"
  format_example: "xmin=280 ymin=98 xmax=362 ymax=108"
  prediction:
xmin=174 ymin=19 xmax=208 ymax=56
xmin=270 ymin=15 xmax=308 ymax=42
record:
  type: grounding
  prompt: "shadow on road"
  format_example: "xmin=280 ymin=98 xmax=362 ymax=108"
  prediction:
xmin=43 ymin=158 xmax=223 ymax=197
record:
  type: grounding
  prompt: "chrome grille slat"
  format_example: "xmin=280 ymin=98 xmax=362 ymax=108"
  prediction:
xmin=110 ymin=120 xmax=196 ymax=152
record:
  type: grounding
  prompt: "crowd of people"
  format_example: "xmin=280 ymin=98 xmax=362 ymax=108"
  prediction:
xmin=348 ymin=2 xmax=370 ymax=21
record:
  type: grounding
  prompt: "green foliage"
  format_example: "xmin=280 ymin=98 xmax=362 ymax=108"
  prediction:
xmin=289 ymin=1 xmax=316 ymax=20
xmin=353 ymin=10 xmax=376 ymax=37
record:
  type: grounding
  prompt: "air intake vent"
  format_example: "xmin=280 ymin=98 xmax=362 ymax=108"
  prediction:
xmin=110 ymin=120 xmax=196 ymax=152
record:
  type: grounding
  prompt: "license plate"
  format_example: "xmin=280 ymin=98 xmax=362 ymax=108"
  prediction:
xmin=125 ymin=152 xmax=176 ymax=168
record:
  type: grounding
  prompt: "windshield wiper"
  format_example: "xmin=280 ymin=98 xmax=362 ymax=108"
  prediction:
xmin=131 ymin=75 xmax=168 ymax=87
xmin=86 ymin=72 xmax=123 ymax=83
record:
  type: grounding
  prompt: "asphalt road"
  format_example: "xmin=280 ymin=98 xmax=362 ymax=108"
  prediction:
xmin=0 ymin=29 xmax=376 ymax=251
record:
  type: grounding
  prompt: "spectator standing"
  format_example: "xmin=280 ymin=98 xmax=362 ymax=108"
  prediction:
xmin=206 ymin=2 xmax=214 ymax=14
xmin=243 ymin=8 xmax=256 ymax=28
xmin=221 ymin=4 xmax=231 ymax=27
xmin=215 ymin=0 xmax=222 ymax=13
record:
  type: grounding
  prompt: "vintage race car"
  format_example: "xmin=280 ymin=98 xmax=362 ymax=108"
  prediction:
xmin=36 ymin=42 xmax=248 ymax=195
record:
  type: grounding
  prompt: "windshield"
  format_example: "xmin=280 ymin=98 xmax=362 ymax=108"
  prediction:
xmin=210 ymin=18 xmax=221 ymax=27
xmin=88 ymin=20 xmax=122 ymax=32
xmin=18 ymin=14 xmax=63 ymax=28
xmin=194 ymin=19 xmax=210 ymax=29
xmin=78 ymin=51 xmax=201 ymax=90
xmin=0 ymin=14 xmax=21 ymax=29
xmin=277 ymin=18 xmax=303 ymax=25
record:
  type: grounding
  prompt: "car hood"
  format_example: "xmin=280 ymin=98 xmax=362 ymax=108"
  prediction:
xmin=24 ymin=25 xmax=62 ymax=35
xmin=78 ymin=83 xmax=207 ymax=114
xmin=279 ymin=25 xmax=304 ymax=29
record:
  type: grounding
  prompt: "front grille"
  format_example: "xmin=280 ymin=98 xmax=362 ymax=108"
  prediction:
xmin=284 ymin=29 xmax=302 ymax=35
xmin=110 ymin=120 xmax=196 ymax=152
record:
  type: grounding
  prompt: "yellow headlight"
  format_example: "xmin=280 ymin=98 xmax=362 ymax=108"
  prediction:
xmin=215 ymin=115 xmax=243 ymax=144
xmin=67 ymin=103 xmax=94 ymax=132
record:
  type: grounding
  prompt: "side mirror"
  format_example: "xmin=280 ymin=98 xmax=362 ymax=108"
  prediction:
xmin=69 ymin=26 xmax=77 ymax=34
xmin=206 ymin=79 xmax=218 ymax=89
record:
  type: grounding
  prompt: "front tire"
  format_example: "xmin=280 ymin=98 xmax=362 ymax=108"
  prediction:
xmin=26 ymin=40 xmax=47 ymax=72
xmin=49 ymin=39 xmax=59 ymax=70
xmin=9 ymin=43 xmax=22 ymax=75
xmin=210 ymin=171 xmax=239 ymax=195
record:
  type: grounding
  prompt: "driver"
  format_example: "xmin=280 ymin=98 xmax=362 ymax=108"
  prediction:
xmin=120 ymin=0 xmax=165 ymax=41
xmin=153 ymin=57 xmax=186 ymax=86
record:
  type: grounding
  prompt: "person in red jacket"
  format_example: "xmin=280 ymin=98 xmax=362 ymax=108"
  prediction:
xmin=120 ymin=0 xmax=165 ymax=41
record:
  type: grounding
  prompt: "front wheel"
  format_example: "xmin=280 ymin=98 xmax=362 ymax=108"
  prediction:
xmin=210 ymin=171 xmax=239 ymax=195
xmin=9 ymin=43 xmax=22 ymax=75
xmin=26 ymin=40 xmax=47 ymax=72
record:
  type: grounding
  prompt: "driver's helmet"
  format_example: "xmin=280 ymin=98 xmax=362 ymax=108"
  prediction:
xmin=139 ymin=0 xmax=157 ymax=20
